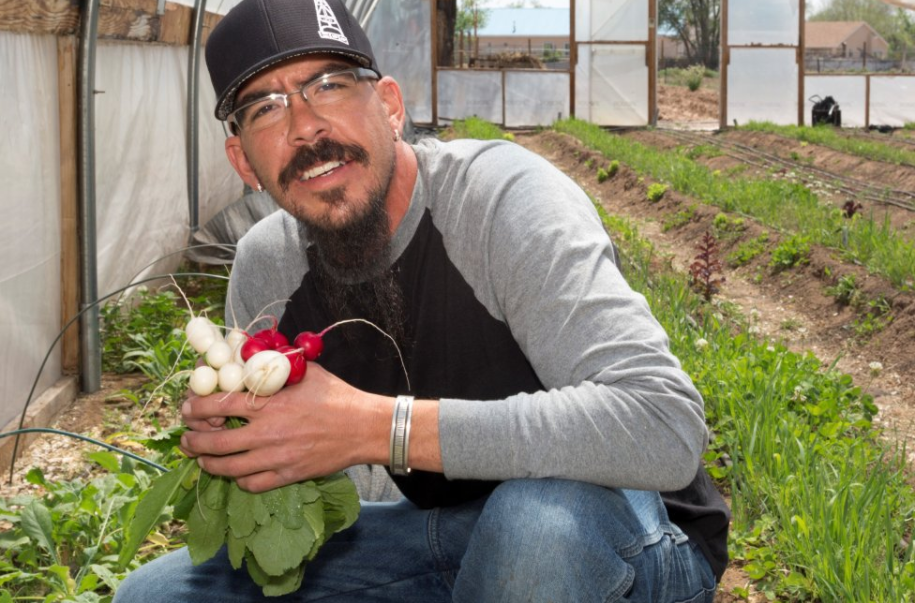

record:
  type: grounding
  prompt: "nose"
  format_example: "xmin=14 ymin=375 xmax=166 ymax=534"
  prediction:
xmin=285 ymin=94 xmax=331 ymax=146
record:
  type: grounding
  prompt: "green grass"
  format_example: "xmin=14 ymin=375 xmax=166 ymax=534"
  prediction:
xmin=594 ymin=205 xmax=915 ymax=602
xmin=741 ymin=121 xmax=915 ymax=168
xmin=448 ymin=116 xmax=512 ymax=141
xmin=555 ymin=118 xmax=915 ymax=290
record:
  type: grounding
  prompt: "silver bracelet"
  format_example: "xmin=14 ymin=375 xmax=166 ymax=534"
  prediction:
xmin=390 ymin=395 xmax=414 ymax=475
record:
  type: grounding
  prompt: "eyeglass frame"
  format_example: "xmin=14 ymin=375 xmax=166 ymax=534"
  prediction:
xmin=226 ymin=66 xmax=380 ymax=133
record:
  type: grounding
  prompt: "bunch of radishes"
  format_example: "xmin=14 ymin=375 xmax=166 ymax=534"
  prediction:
xmin=184 ymin=316 xmax=324 ymax=398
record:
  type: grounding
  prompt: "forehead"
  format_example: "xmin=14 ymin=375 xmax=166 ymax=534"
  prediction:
xmin=235 ymin=54 xmax=358 ymax=100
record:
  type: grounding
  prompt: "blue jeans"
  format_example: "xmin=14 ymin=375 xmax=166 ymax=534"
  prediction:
xmin=114 ymin=479 xmax=717 ymax=602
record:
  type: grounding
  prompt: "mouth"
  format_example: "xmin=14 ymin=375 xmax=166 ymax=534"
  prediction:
xmin=300 ymin=160 xmax=346 ymax=182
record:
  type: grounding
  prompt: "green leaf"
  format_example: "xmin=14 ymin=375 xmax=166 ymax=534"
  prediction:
xmin=47 ymin=564 xmax=75 ymax=594
xmin=226 ymin=529 xmax=247 ymax=570
xmin=227 ymin=482 xmax=257 ymax=539
xmin=301 ymin=500 xmax=325 ymax=541
xmin=244 ymin=551 xmax=306 ymax=597
xmin=118 ymin=458 xmax=197 ymax=569
xmin=204 ymin=475 xmax=230 ymax=510
xmin=248 ymin=517 xmax=314 ymax=577
xmin=86 ymin=451 xmax=120 ymax=473
xmin=186 ymin=494 xmax=229 ymax=566
xmin=317 ymin=473 xmax=360 ymax=532
xmin=0 ymin=589 xmax=12 ymax=603
xmin=90 ymin=563 xmax=121 ymax=592
xmin=24 ymin=467 xmax=48 ymax=488
xmin=20 ymin=501 xmax=58 ymax=564
xmin=275 ymin=484 xmax=305 ymax=530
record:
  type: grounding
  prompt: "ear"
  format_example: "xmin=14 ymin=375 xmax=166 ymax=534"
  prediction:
xmin=225 ymin=136 xmax=261 ymax=189
xmin=375 ymin=76 xmax=406 ymax=137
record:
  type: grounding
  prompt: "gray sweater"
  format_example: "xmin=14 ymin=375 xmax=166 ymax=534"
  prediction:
xmin=228 ymin=137 xmax=708 ymax=492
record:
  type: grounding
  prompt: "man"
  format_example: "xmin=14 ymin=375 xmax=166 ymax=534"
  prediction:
xmin=115 ymin=0 xmax=729 ymax=600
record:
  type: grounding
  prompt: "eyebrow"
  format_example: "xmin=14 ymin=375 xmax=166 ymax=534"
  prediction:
xmin=235 ymin=61 xmax=357 ymax=107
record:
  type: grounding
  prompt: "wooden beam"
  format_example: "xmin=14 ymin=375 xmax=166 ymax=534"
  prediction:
xmin=0 ymin=0 xmax=222 ymax=46
xmin=58 ymin=35 xmax=80 ymax=372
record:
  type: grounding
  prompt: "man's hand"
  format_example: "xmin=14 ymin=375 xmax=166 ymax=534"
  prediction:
xmin=180 ymin=362 xmax=390 ymax=492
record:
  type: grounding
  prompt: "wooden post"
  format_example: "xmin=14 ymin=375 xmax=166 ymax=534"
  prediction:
xmin=57 ymin=35 xmax=80 ymax=372
xmin=719 ymin=0 xmax=729 ymax=129
xmin=798 ymin=0 xmax=806 ymax=127
xmin=570 ymin=0 xmax=576 ymax=118
xmin=648 ymin=0 xmax=658 ymax=126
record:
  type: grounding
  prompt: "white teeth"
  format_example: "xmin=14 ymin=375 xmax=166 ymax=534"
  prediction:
xmin=300 ymin=161 xmax=344 ymax=181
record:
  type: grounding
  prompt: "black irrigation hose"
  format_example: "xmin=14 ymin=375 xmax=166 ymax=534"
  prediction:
xmin=0 ymin=428 xmax=167 ymax=473
xmin=8 ymin=271 xmax=230 ymax=484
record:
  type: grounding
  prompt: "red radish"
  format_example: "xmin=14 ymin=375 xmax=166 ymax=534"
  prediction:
xmin=240 ymin=337 xmax=271 ymax=362
xmin=277 ymin=346 xmax=307 ymax=385
xmin=253 ymin=327 xmax=289 ymax=350
xmin=293 ymin=331 xmax=324 ymax=361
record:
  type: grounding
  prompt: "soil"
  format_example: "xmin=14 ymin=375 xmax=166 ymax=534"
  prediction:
xmin=4 ymin=83 xmax=914 ymax=602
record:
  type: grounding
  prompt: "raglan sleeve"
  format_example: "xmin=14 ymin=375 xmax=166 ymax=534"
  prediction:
xmin=436 ymin=142 xmax=708 ymax=492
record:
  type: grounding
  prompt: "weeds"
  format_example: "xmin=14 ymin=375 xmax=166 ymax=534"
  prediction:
xmin=597 ymin=160 xmax=619 ymax=183
xmin=825 ymin=274 xmax=860 ymax=306
xmin=555 ymin=118 xmax=915 ymax=290
xmin=727 ymin=233 xmax=769 ymax=267
xmin=593 ymin=204 xmax=915 ymax=602
xmin=662 ymin=205 xmax=696 ymax=231
xmin=448 ymin=117 xmax=510 ymax=141
xmin=770 ymin=235 xmax=811 ymax=271
xmin=689 ymin=231 xmax=726 ymax=301
xmin=741 ymin=121 xmax=915 ymax=168
xmin=647 ymin=183 xmax=669 ymax=202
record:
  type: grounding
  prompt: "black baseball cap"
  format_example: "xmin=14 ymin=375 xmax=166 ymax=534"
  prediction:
xmin=206 ymin=0 xmax=380 ymax=121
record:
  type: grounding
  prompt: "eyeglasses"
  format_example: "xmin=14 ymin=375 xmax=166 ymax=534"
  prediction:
xmin=227 ymin=67 xmax=379 ymax=133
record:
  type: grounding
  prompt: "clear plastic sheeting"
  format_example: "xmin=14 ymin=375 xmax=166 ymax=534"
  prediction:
xmin=575 ymin=0 xmax=647 ymax=42
xmin=365 ymin=0 xmax=432 ymax=124
xmin=728 ymin=48 xmax=797 ymax=126
xmin=94 ymin=41 xmax=240 ymax=298
xmin=187 ymin=191 xmax=279 ymax=265
xmin=870 ymin=77 xmax=915 ymax=128
xmin=804 ymin=76 xmax=867 ymax=128
xmin=728 ymin=0 xmax=800 ymax=46
xmin=437 ymin=71 xmax=504 ymax=124
xmin=575 ymin=44 xmax=648 ymax=126
xmin=0 ymin=32 xmax=62 ymax=429
xmin=504 ymin=71 xmax=571 ymax=128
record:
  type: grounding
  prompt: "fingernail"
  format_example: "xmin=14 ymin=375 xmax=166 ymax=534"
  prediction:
xmin=182 ymin=401 xmax=191 ymax=416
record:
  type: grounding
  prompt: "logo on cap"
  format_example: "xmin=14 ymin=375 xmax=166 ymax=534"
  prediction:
xmin=314 ymin=0 xmax=350 ymax=45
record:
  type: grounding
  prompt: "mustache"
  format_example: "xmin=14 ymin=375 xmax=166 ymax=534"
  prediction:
xmin=278 ymin=139 xmax=369 ymax=193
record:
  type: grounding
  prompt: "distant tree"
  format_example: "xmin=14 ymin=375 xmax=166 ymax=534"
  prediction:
xmin=659 ymin=0 xmax=721 ymax=69
xmin=455 ymin=0 xmax=491 ymax=64
xmin=810 ymin=0 xmax=915 ymax=59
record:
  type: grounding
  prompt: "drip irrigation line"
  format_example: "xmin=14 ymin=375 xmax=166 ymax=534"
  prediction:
xmin=661 ymin=129 xmax=915 ymax=212
xmin=1 ymin=428 xmax=167 ymax=473
xmin=115 ymin=244 xmax=236 ymax=306
xmin=8 ymin=271 xmax=229 ymax=484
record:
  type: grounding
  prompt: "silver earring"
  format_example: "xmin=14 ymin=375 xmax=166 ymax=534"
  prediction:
xmin=256 ymin=183 xmax=263 ymax=192
xmin=393 ymin=130 xmax=401 ymax=142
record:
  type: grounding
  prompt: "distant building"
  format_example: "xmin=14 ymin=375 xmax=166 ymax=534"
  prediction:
xmin=474 ymin=7 xmax=570 ymax=61
xmin=805 ymin=21 xmax=889 ymax=59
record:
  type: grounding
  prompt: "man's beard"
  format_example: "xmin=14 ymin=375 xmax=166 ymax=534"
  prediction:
xmin=275 ymin=139 xmax=406 ymax=345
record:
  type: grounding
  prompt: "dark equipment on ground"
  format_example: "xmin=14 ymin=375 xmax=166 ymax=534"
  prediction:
xmin=810 ymin=95 xmax=842 ymax=127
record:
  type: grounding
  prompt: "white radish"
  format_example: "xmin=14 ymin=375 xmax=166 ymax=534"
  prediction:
xmin=225 ymin=327 xmax=249 ymax=353
xmin=205 ymin=340 xmax=233 ymax=369
xmin=243 ymin=350 xmax=291 ymax=397
xmin=218 ymin=362 xmax=247 ymax=393
xmin=189 ymin=365 xmax=219 ymax=396
xmin=186 ymin=317 xmax=220 ymax=354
